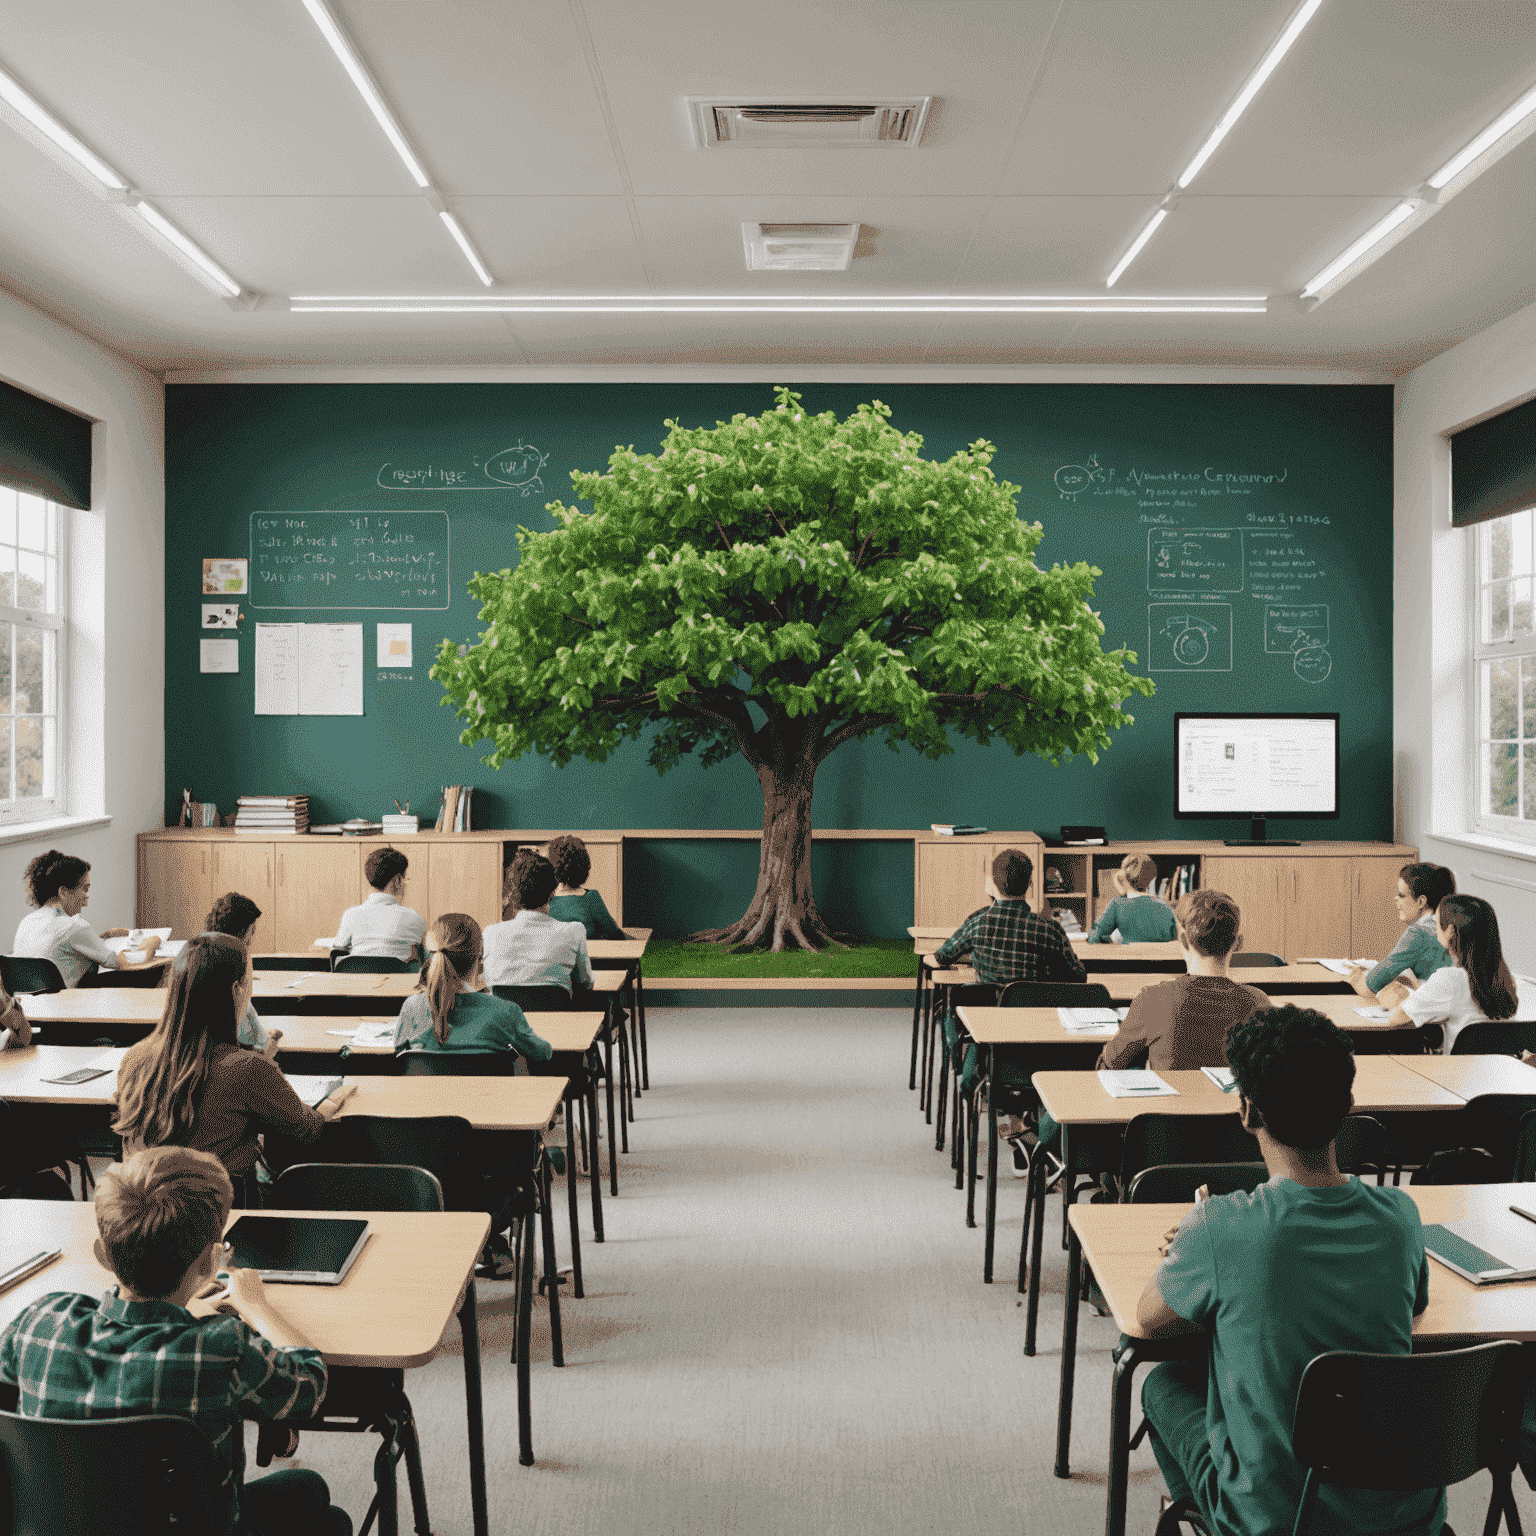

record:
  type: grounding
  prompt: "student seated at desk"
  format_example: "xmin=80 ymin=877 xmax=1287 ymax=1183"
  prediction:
xmin=203 ymin=892 xmax=279 ymax=1058
xmin=13 ymin=849 xmax=158 ymax=987
xmin=332 ymin=847 xmax=425 ymax=963
xmin=546 ymin=834 xmax=627 ymax=939
xmin=483 ymin=856 xmax=594 ymax=996
xmin=1389 ymin=892 xmax=1536 ymax=1053
xmin=1346 ymin=861 xmax=1456 ymax=1008
xmin=113 ymin=934 xmax=354 ymax=1203
xmin=1087 ymin=852 xmax=1177 ymax=944
xmin=1137 ymin=1004 xmax=1439 ymax=1536
xmin=933 ymin=848 xmax=1086 ymax=986
xmin=0 ymin=1145 xmax=350 ymax=1536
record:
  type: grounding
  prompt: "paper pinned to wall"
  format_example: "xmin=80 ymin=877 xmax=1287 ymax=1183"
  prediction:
xmin=255 ymin=623 xmax=300 ymax=715
xmin=299 ymin=623 xmax=364 ymax=716
xmin=199 ymin=638 xmax=238 ymax=674
xmin=376 ymin=622 xmax=412 ymax=668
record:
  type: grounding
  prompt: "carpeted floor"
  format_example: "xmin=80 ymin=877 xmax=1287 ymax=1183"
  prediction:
xmin=267 ymin=1007 xmax=1536 ymax=1535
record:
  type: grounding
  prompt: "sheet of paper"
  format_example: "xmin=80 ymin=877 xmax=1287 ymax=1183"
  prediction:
xmin=1299 ymin=958 xmax=1375 ymax=974
xmin=376 ymin=622 xmax=412 ymax=668
xmin=1058 ymin=1005 xmax=1122 ymax=1035
xmin=254 ymin=623 xmax=300 ymax=715
xmin=1354 ymin=1006 xmax=1394 ymax=1022
xmin=326 ymin=1021 xmax=398 ymax=1047
xmin=199 ymin=638 xmax=238 ymax=674
xmin=202 ymin=603 xmax=240 ymax=629
xmin=299 ymin=623 xmax=364 ymax=716
xmin=282 ymin=1074 xmax=344 ymax=1108
xmin=1201 ymin=1066 xmax=1238 ymax=1092
xmin=1097 ymin=1069 xmax=1178 ymax=1099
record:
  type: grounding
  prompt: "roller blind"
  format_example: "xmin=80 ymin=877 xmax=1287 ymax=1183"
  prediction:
xmin=0 ymin=379 xmax=92 ymax=510
xmin=1451 ymin=393 xmax=1536 ymax=529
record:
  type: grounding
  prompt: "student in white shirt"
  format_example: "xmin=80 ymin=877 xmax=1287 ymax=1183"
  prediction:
xmin=201 ymin=892 xmax=279 ymax=1057
xmin=333 ymin=847 xmax=426 ymax=964
xmin=13 ymin=850 xmax=157 ymax=988
xmin=483 ymin=855 xmax=593 ymax=995
xmin=1390 ymin=893 xmax=1536 ymax=1052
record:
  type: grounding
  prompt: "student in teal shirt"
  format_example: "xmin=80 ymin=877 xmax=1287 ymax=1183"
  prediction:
xmin=1136 ymin=1004 xmax=1440 ymax=1536
xmin=1088 ymin=851 xmax=1177 ymax=943
xmin=1347 ymin=861 xmax=1456 ymax=1005
xmin=545 ymin=834 xmax=627 ymax=940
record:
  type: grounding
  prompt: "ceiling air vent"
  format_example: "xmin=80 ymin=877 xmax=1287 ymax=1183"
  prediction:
xmin=742 ymin=222 xmax=861 ymax=272
xmin=691 ymin=98 xmax=932 ymax=149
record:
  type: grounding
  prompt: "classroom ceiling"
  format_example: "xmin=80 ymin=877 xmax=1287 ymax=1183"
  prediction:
xmin=0 ymin=0 xmax=1534 ymax=376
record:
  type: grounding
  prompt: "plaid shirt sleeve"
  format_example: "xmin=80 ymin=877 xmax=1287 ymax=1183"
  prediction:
xmin=228 ymin=1324 xmax=328 ymax=1421
xmin=1047 ymin=918 xmax=1087 ymax=981
xmin=934 ymin=908 xmax=984 ymax=967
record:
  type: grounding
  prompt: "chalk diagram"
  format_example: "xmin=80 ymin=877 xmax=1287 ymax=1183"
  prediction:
xmin=1148 ymin=604 xmax=1233 ymax=672
xmin=376 ymin=441 xmax=549 ymax=495
xmin=1265 ymin=604 xmax=1332 ymax=684
xmin=1054 ymin=454 xmax=1107 ymax=501
xmin=1147 ymin=528 xmax=1244 ymax=594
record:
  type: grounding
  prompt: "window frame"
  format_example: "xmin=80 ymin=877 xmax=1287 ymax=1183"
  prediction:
xmin=0 ymin=489 xmax=67 ymax=826
xmin=1473 ymin=507 xmax=1536 ymax=845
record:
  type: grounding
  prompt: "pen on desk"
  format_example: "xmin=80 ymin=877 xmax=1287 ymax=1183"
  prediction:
xmin=1510 ymin=1205 xmax=1536 ymax=1227
xmin=0 ymin=1250 xmax=62 ymax=1293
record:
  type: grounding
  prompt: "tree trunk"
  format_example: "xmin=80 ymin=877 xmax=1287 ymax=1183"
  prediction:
xmin=685 ymin=742 xmax=843 ymax=952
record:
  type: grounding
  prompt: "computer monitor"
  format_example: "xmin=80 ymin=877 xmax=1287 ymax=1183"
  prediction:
xmin=1174 ymin=712 xmax=1340 ymax=846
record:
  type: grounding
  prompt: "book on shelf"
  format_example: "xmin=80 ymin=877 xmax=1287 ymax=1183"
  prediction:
xmin=434 ymin=786 xmax=474 ymax=833
xmin=238 ymin=796 xmax=309 ymax=807
xmin=930 ymin=823 xmax=987 ymax=836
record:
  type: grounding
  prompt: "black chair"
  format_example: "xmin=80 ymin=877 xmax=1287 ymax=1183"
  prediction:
xmin=0 ymin=955 xmax=65 ymax=995
xmin=1125 ymin=1160 xmax=1269 ymax=1203
xmin=1514 ymin=1109 xmax=1536 ymax=1181
xmin=0 ymin=1409 xmax=218 ymax=1533
xmin=933 ymin=983 xmax=997 ymax=1160
xmin=1335 ymin=1113 xmax=1390 ymax=1185
xmin=1229 ymin=952 xmax=1285 ymax=967
xmin=1409 ymin=1094 xmax=1536 ymax=1184
xmin=1291 ymin=1343 xmax=1528 ymax=1535
xmin=1452 ymin=1019 xmax=1536 ymax=1056
xmin=332 ymin=952 xmax=416 ymax=974
xmin=1120 ymin=1112 xmax=1261 ymax=1188
xmin=1412 ymin=1148 xmax=1503 ymax=1185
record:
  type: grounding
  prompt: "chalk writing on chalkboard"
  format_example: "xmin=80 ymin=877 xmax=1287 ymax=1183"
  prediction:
xmin=1147 ymin=605 xmax=1233 ymax=672
xmin=1050 ymin=454 xmax=1289 ymax=507
xmin=1147 ymin=529 xmax=1244 ymax=595
xmin=376 ymin=442 xmax=548 ymax=495
xmin=249 ymin=512 xmax=449 ymax=611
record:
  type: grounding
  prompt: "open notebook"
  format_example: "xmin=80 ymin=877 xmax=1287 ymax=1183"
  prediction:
xmin=1424 ymin=1214 xmax=1536 ymax=1283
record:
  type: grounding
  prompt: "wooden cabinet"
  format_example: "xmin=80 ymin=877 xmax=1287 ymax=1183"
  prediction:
xmin=1283 ymin=858 xmax=1355 ymax=962
xmin=274 ymin=842 xmax=359 ymax=951
xmin=1200 ymin=857 xmax=1286 ymax=957
xmin=354 ymin=841 xmax=431 ymax=927
xmin=137 ymin=840 xmax=220 ymax=939
xmin=1351 ymin=856 xmax=1412 ymax=961
xmin=429 ymin=842 xmax=503 ymax=931
xmin=913 ymin=836 xmax=1045 ymax=930
xmin=211 ymin=841 xmax=277 ymax=951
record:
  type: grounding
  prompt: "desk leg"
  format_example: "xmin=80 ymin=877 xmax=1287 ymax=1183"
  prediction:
xmin=1106 ymin=1346 xmax=1140 ymax=1536
xmin=564 ymin=1110 xmax=584 ymax=1300
xmin=984 ymin=1055 xmax=999 ymax=1281
xmin=516 ymin=1210 xmax=534 ymax=1465
xmin=587 ymin=1081 xmax=604 ymax=1242
xmin=602 ymin=1023 xmax=619 ymax=1198
xmin=624 ymin=970 xmax=641 ymax=1101
xmin=918 ymin=969 xmax=932 ymax=1111
xmin=539 ymin=1156 xmax=565 ymax=1367
xmin=636 ymin=960 xmax=649 ymax=1091
xmin=1025 ymin=1137 xmax=1047 ymax=1356
xmin=373 ymin=1419 xmax=400 ymax=1536
xmin=457 ymin=1281 xmax=489 ymax=1535
xmin=909 ymin=966 xmax=925 ymax=1091
xmin=1055 ymin=1229 xmax=1081 ymax=1477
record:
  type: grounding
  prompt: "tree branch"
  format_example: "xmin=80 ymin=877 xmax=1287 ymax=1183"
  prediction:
xmin=713 ymin=520 xmax=734 ymax=554
xmin=814 ymin=712 xmax=886 ymax=763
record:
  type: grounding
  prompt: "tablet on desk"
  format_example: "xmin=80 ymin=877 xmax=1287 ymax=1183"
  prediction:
xmin=224 ymin=1216 xmax=370 ymax=1285
xmin=1424 ymin=1219 xmax=1536 ymax=1284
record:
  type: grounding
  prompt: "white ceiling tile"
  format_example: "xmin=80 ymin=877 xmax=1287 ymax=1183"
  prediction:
xmin=447 ymin=198 xmax=651 ymax=293
xmin=954 ymin=197 xmax=1170 ymax=291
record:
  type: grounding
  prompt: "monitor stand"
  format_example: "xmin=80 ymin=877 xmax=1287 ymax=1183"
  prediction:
xmin=1224 ymin=817 xmax=1300 ymax=847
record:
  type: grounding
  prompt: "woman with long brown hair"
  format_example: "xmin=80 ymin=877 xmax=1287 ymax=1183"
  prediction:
xmin=1391 ymin=893 xmax=1536 ymax=1051
xmin=114 ymin=933 xmax=353 ymax=1200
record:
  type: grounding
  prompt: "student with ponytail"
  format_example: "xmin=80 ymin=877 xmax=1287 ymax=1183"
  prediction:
xmin=393 ymin=913 xmax=554 ymax=1063
xmin=1390 ymin=893 xmax=1536 ymax=1052
xmin=14 ymin=849 xmax=148 ymax=987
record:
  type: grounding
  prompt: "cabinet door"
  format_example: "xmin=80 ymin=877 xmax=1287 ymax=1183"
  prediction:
xmin=354 ymin=841 xmax=431 ymax=927
xmin=212 ymin=841 xmax=277 ymax=951
xmin=274 ymin=843 xmax=361 ymax=951
xmin=1351 ymin=857 xmax=1409 ymax=963
xmin=430 ymin=843 xmax=503 ymax=931
xmin=138 ymin=842 xmax=220 ymax=940
xmin=584 ymin=841 xmax=623 ymax=927
xmin=915 ymin=842 xmax=989 ymax=929
xmin=1200 ymin=858 xmax=1284 ymax=957
xmin=1282 ymin=859 xmax=1355 ymax=963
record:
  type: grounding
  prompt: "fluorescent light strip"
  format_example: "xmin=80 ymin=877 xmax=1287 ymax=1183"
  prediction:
xmin=300 ymin=0 xmax=431 ymax=188
xmin=132 ymin=201 xmax=242 ymax=297
xmin=292 ymin=291 xmax=1268 ymax=304
xmin=438 ymin=211 xmax=493 ymax=286
xmin=292 ymin=302 xmax=1267 ymax=315
xmin=1106 ymin=209 xmax=1169 ymax=288
xmin=1428 ymin=80 xmax=1536 ymax=189
xmin=1178 ymin=0 xmax=1326 ymax=187
xmin=1301 ymin=200 xmax=1416 ymax=298
xmin=0 ymin=62 xmax=126 ymax=189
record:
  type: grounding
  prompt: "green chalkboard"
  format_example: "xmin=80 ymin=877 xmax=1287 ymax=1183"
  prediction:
xmin=165 ymin=383 xmax=1393 ymax=936
xmin=250 ymin=511 xmax=450 ymax=610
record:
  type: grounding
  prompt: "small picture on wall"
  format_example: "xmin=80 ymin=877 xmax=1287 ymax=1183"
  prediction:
xmin=203 ymin=558 xmax=248 ymax=595
xmin=202 ymin=603 xmax=241 ymax=629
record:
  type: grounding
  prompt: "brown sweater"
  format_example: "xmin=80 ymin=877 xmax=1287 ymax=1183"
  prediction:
xmin=1097 ymin=974 xmax=1270 ymax=1072
xmin=118 ymin=1042 xmax=324 ymax=1176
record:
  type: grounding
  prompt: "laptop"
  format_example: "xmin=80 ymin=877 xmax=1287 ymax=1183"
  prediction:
xmin=224 ymin=1215 xmax=371 ymax=1285
xmin=1424 ymin=1216 xmax=1536 ymax=1284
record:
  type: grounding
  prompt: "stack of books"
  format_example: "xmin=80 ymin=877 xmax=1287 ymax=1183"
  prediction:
xmin=234 ymin=795 xmax=309 ymax=835
xmin=434 ymin=786 xmax=474 ymax=832
xmin=382 ymin=813 xmax=419 ymax=836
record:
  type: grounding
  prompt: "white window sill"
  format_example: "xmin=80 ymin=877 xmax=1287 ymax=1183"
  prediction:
xmin=0 ymin=813 xmax=111 ymax=849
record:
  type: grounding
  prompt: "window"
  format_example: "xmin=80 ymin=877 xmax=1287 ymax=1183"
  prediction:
xmin=0 ymin=486 xmax=64 ymax=822
xmin=1476 ymin=506 xmax=1536 ymax=838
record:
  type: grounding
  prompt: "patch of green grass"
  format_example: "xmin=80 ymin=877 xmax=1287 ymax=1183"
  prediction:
xmin=642 ymin=937 xmax=921 ymax=979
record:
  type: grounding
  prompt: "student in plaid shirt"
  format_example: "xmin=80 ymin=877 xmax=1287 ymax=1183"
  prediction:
xmin=0 ymin=1146 xmax=350 ymax=1535
xmin=933 ymin=847 xmax=1086 ymax=985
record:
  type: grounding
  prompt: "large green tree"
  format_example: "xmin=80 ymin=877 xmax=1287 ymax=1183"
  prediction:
xmin=434 ymin=389 xmax=1153 ymax=951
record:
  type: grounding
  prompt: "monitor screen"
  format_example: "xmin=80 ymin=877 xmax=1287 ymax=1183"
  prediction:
xmin=1175 ymin=713 xmax=1339 ymax=819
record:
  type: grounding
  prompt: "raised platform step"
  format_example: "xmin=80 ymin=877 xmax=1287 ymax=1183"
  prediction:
xmin=646 ymin=974 xmax=915 ymax=990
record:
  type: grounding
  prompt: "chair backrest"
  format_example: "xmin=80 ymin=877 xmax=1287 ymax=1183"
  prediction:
xmin=253 ymin=954 xmax=321 ymax=971
xmin=492 ymin=984 xmax=574 ymax=1012
xmin=1451 ymin=1019 xmax=1536 ymax=1056
xmin=1334 ymin=1114 xmax=1389 ymax=1183
xmin=1121 ymin=1112 xmax=1260 ymax=1187
xmin=1125 ymin=1161 xmax=1269 ymax=1203
xmin=398 ymin=1050 xmax=523 ymax=1077
xmin=333 ymin=952 xmax=416 ymax=974
xmin=269 ymin=1161 xmax=443 ymax=1212
xmin=1411 ymin=1147 xmax=1503 ymax=1186
xmin=1291 ymin=1342 xmax=1527 ymax=1495
xmin=0 ymin=1409 xmax=218 ymax=1534
xmin=997 ymin=980 xmax=1115 ymax=1010
xmin=290 ymin=1115 xmax=473 ymax=1209
xmin=1515 ymin=1109 xmax=1536 ymax=1182
xmin=1228 ymin=952 xmax=1285 ymax=967
xmin=0 ymin=955 xmax=65 ymax=995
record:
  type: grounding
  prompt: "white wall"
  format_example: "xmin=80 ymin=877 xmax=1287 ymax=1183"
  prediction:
xmin=0 ymin=287 xmax=164 ymax=940
xmin=1395 ymin=294 xmax=1536 ymax=974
